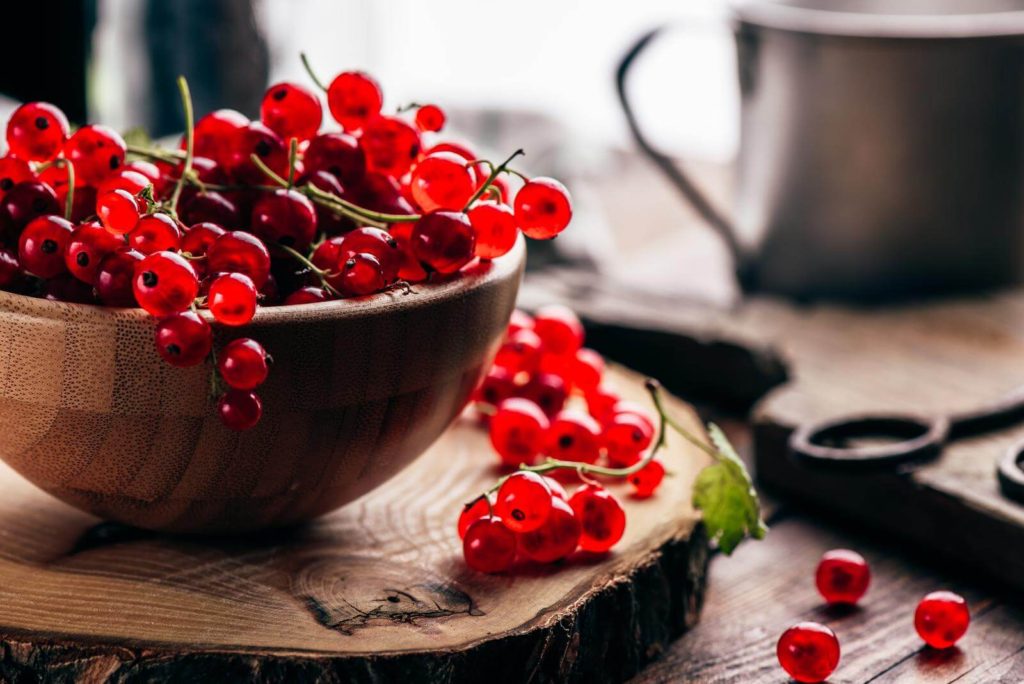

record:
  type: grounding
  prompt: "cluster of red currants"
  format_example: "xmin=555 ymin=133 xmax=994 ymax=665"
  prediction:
xmin=0 ymin=58 xmax=571 ymax=430
xmin=777 ymin=549 xmax=970 ymax=682
xmin=459 ymin=305 xmax=665 ymax=573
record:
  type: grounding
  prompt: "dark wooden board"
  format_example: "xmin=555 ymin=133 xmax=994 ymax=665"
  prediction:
xmin=0 ymin=366 xmax=710 ymax=683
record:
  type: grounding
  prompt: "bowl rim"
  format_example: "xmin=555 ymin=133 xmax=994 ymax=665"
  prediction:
xmin=0 ymin=234 xmax=525 ymax=327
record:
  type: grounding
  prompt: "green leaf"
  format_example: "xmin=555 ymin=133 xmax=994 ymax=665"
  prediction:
xmin=692 ymin=423 xmax=768 ymax=554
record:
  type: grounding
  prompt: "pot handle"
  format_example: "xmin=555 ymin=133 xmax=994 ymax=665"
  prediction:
xmin=616 ymin=27 xmax=752 ymax=286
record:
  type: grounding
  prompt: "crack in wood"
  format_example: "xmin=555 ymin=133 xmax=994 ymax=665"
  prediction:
xmin=302 ymin=582 xmax=482 ymax=635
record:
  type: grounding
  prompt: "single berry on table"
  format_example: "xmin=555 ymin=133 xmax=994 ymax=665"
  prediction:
xmin=629 ymin=459 xmax=666 ymax=498
xmin=569 ymin=484 xmax=626 ymax=553
xmin=776 ymin=622 xmax=841 ymax=683
xmin=915 ymin=591 xmax=969 ymax=649
xmin=207 ymin=272 xmax=259 ymax=326
xmin=218 ymin=338 xmax=270 ymax=390
xmin=603 ymin=412 xmax=654 ymax=467
xmin=816 ymin=549 xmax=871 ymax=605
xmin=493 ymin=471 xmax=553 ymax=534
xmin=489 ymin=398 xmax=550 ymax=467
xmin=155 ymin=311 xmax=213 ymax=367
xmin=517 ymin=496 xmax=581 ymax=563
xmin=462 ymin=516 xmax=517 ymax=574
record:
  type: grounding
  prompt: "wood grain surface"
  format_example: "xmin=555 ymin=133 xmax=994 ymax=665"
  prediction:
xmin=0 ymin=365 xmax=710 ymax=683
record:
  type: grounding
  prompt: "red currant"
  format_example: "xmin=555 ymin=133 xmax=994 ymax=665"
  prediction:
xmin=336 ymin=253 xmax=386 ymax=296
xmin=337 ymin=226 xmax=400 ymax=283
xmin=44 ymin=273 xmax=95 ymax=303
xmin=0 ymin=249 xmax=20 ymax=287
xmin=604 ymin=412 xmax=654 ymax=467
xmin=474 ymin=365 xmax=517 ymax=407
xmin=468 ymin=200 xmax=518 ymax=259
xmin=411 ymin=210 xmax=476 ymax=275
xmin=207 ymin=231 xmax=271 ymax=288
xmin=545 ymin=410 xmax=602 ymax=464
xmin=304 ymin=132 xmax=366 ymax=186
xmin=125 ymin=160 xmax=162 ymax=186
xmin=507 ymin=309 xmax=534 ymax=336
xmin=586 ymin=385 xmax=621 ymax=423
xmin=180 ymin=191 xmax=241 ymax=228
xmin=815 ymin=549 xmax=870 ymax=605
xmin=6 ymin=102 xmax=69 ymax=162
xmin=1 ymin=181 xmax=60 ymax=236
xmin=494 ymin=471 xmax=553 ymax=534
xmin=63 ymin=125 xmax=127 ymax=186
xmin=462 ymin=516 xmax=517 ymax=574
xmin=522 ymin=372 xmax=569 ymax=418
xmin=65 ymin=221 xmax=124 ymax=284
xmin=414 ymin=104 xmax=446 ymax=133
xmin=629 ymin=459 xmax=666 ymax=498
xmin=18 ymin=215 xmax=73 ymax=278
xmin=326 ymin=71 xmax=383 ymax=132
xmin=517 ymin=496 xmax=581 ymax=563
xmin=410 ymin=152 xmax=475 ymax=213
xmin=217 ymin=389 xmax=262 ymax=431
xmin=609 ymin=401 xmax=655 ymax=434
xmin=0 ymin=157 xmax=34 ymax=199
xmin=345 ymin=172 xmax=415 ymax=215
xmin=208 ymin=272 xmax=258 ymax=325
xmin=388 ymin=222 xmax=428 ymax=282
xmin=571 ymin=348 xmax=605 ymax=394
xmin=569 ymin=484 xmax=626 ymax=553
xmin=155 ymin=310 xmax=213 ymax=367
xmin=133 ymin=251 xmax=199 ymax=317
xmin=260 ymin=82 xmax=322 ymax=142
xmin=228 ymin=122 xmax=287 ymax=185
xmin=97 ymin=169 xmax=151 ymax=197
xmin=533 ymin=305 xmax=584 ymax=357
xmin=777 ymin=622 xmax=841 ymax=683
xmin=218 ymin=337 xmax=270 ymax=390
xmin=361 ymin=115 xmax=422 ymax=178
xmin=489 ymin=398 xmax=550 ymax=467
xmin=193 ymin=109 xmax=249 ymax=167
xmin=514 ymin=177 xmax=572 ymax=239
xmin=493 ymin=328 xmax=543 ymax=374
xmin=543 ymin=477 xmax=569 ymax=500
xmin=128 ymin=213 xmax=183 ymax=254
xmin=915 ymin=591 xmax=970 ymax=649
xmin=457 ymin=496 xmax=492 ymax=539
xmin=95 ymin=247 xmax=144 ymax=306
xmin=284 ymin=285 xmax=330 ymax=305
xmin=181 ymin=222 xmax=226 ymax=259
xmin=250 ymin=188 xmax=317 ymax=249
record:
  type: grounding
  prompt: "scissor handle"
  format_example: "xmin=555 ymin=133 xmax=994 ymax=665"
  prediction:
xmin=789 ymin=414 xmax=949 ymax=471
xmin=997 ymin=440 xmax=1024 ymax=504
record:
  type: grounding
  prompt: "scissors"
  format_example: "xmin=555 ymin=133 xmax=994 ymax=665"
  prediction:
xmin=787 ymin=387 xmax=1024 ymax=503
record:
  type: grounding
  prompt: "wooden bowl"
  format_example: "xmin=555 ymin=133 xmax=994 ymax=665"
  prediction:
xmin=0 ymin=238 xmax=524 ymax=533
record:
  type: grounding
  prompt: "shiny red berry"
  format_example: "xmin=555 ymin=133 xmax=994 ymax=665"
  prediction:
xmin=345 ymin=172 xmax=415 ymax=215
xmin=388 ymin=222 xmax=428 ymax=282
xmin=489 ymin=398 xmax=550 ymax=467
xmin=545 ymin=410 xmax=602 ymax=464
xmin=361 ymin=115 xmax=422 ymax=178
xmin=218 ymin=337 xmax=270 ymax=390
xmin=571 ymin=348 xmax=605 ymax=394
xmin=304 ymin=132 xmax=366 ymax=186
xmin=586 ymin=385 xmax=621 ymax=423
xmin=125 ymin=160 xmax=162 ymax=186
xmin=129 ymin=213 xmax=183 ymax=254
xmin=155 ymin=311 xmax=213 ymax=367
xmin=96 ymin=189 xmax=140 ymax=235
xmin=815 ymin=549 xmax=871 ymax=605
xmin=217 ymin=389 xmax=262 ymax=431
xmin=303 ymin=170 xmax=355 ymax=235
xmin=337 ymin=226 xmax=400 ymax=283
xmin=411 ymin=210 xmax=476 ymax=274
xmin=514 ymin=177 xmax=572 ymax=239
xmin=207 ymin=231 xmax=271 ymax=288
xmin=95 ymin=248 xmax=144 ymax=306
xmin=0 ymin=157 xmax=34 ymax=199
xmin=193 ymin=109 xmax=249 ymax=167
xmin=474 ymin=365 xmax=516 ymax=407
xmin=494 ymin=471 xmax=553 ymax=534
xmin=414 ymin=104 xmax=446 ymax=133
xmin=0 ymin=249 xmax=20 ymax=287
xmin=336 ymin=253 xmax=386 ymax=296
xmin=97 ymin=169 xmax=151 ymax=197
xmin=284 ymin=285 xmax=330 ymax=305
xmin=66 ymin=221 xmax=124 ymax=284
xmin=517 ymin=496 xmax=580 ymax=563
xmin=63 ymin=125 xmax=127 ymax=186
xmin=410 ymin=152 xmax=475 ymax=213
xmin=533 ymin=305 xmax=584 ymax=357
xmin=1 ymin=181 xmax=60 ymax=236
xmin=181 ymin=222 xmax=226 ymax=261
xmin=250 ymin=188 xmax=317 ymax=249
xmin=457 ymin=496 xmax=492 ymax=539
xmin=604 ymin=412 xmax=654 ymax=467
xmin=208 ymin=272 xmax=258 ymax=325
xmin=133 ymin=251 xmax=199 ymax=317
xmin=18 ymin=215 xmax=73 ymax=278
xmin=462 ymin=516 xmax=517 ymax=574
xmin=6 ymin=102 xmax=69 ymax=161
xmin=181 ymin=191 xmax=242 ymax=229
xmin=629 ymin=459 xmax=666 ymax=498
xmin=522 ymin=372 xmax=569 ymax=418
xmin=777 ymin=622 xmax=841 ymax=683
xmin=493 ymin=328 xmax=543 ymax=374
xmin=228 ymin=122 xmax=288 ymax=185
xmin=468 ymin=201 xmax=518 ymax=259
xmin=326 ymin=71 xmax=383 ymax=132
xmin=260 ymin=82 xmax=322 ymax=142
xmin=915 ymin=591 xmax=970 ymax=649
xmin=569 ymin=484 xmax=626 ymax=553
xmin=507 ymin=309 xmax=534 ymax=336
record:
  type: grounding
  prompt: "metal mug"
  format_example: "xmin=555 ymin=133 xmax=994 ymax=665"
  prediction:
xmin=619 ymin=0 xmax=1024 ymax=300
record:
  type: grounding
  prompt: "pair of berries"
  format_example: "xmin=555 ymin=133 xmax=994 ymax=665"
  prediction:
xmin=778 ymin=549 xmax=970 ymax=682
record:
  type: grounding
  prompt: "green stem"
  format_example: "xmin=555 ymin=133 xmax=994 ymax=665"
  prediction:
xmin=61 ymin=159 xmax=75 ymax=221
xmin=126 ymin=144 xmax=184 ymax=164
xmin=464 ymin=149 xmax=524 ymax=209
xmin=276 ymin=243 xmax=342 ymax=297
xmin=300 ymin=52 xmax=328 ymax=92
xmin=169 ymin=76 xmax=195 ymax=217
xmin=287 ymin=138 xmax=299 ymax=188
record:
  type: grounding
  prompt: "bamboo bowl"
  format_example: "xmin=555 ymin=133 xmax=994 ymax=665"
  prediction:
xmin=0 ymin=238 xmax=524 ymax=533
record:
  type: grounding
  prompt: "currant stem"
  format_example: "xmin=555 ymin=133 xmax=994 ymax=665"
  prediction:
xmin=126 ymin=144 xmax=185 ymax=164
xmin=169 ymin=76 xmax=196 ymax=218
xmin=275 ymin=243 xmax=342 ymax=297
xmin=287 ymin=138 xmax=299 ymax=188
xmin=61 ymin=159 xmax=75 ymax=221
xmin=300 ymin=52 xmax=328 ymax=92
xmin=464 ymin=149 xmax=524 ymax=209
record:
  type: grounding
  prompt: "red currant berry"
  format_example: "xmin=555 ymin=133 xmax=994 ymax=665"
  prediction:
xmin=63 ymin=125 xmax=127 ymax=186
xmin=543 ymin=477 xmax=569 ymax=500
xmin=629 ymin=459 xmax=666 ymax=498
xmin=586 ymin=385 xmax=621 ymax=423
xmin=0 ymin=249 xmax=20 ymax=287
xmin=97 ymin=169 xmax=151 ymax=197
xmin=218 ymin=337 xmax=270 ymax=390
xmin=260 ymin=82 xmax=322 ymax=142
xmin=493 ymin=328 xmax=543 ymax=374
xmin=44 ymin=273 xmax=95 ymax=303
xmin=0 ymin=157 xmax=34 ymax=199
xmin=345 ymin=172 xmax=415 ymax=215
xmin=311 ymin=236 xmax=344 ymax=271
xmin=517 ymin=496 xmax=581 ymax=564
xmin=337 ymin=226 xmax=400 ymax=283
xmin=155 ymin=310 xmax=213 ymax=367
xmin=388 ymin=222 xmax=428 ymax=282
xmin=414 ymin=104 xmax=446 ymax=133
xmin=302 ymin=172 xmax=355 ymax=237
xmin=494 ymin=471 xmax=553 ymax=534
xmin=326 ymin=71 xmax=383 ymax=132
xmin=95 ymin=248 xmax=144 ymax=306
xmin=193 ymin=109 xmax=249 ymax=167
xmin=545 ymin=410 xmax=602 ymax=464
xmin=468 ymin=200 xmax=518 ymax=259
xmin=411 ymin=210 xmax=476 ymax=275
xmin=508 ymin=309 xmax=534 ymax=336
xmin=336 ymin=253 xmax=386 ymax=296
xmin=815 ymin=549 xmax=871 ymax=605
xmin=228 ymin=122 xmax=288 ymax=185
xmin=1 ymin=181 xmax=60 ymax=236
xmin=915 ymin=591 xmax=970 ymax=649
xmin=571 ymin=348 xmax=605 ymax=394
xmin=609 ymin=401 xmax=655 ymax=433
xmin=217 ymin=389 xmax=262 ymax=431
xmin=125 ymin=160 xmax=162 ymax=185
xmin=474 ymin=365 xmax=517 ymax=407
xmin=250 ymin=188 xmax=317 ymax=249
xmin=18 ymin=215 xmax=73 ymax=278
xmin=457 ymin=496 xmax=492 ymax=539
xmin=533 ymin=305 xmax=584 ymax=357
xmin=284 ymin=285 xmax=330 ymax=305
xmin=522 ymin=372 xmax=569 ymax=418
xmin=129 ymin=213 xmax=183 ymax=254
xmin=514 ymin=177 xmax=572 ymax=239
xmin=462 ymin=516 xmax=517 ymax=574
xmin=6 ymin=102 xmax=69 ymax=162
xmin=603 ymin=412 xmax=655 ymax=467
xmin=179 ymin=191 xmax=242 ymax=228
xmin=490 ymin=398 xmax=550 ymax=467
xmin=304 ymin=132 xmax=366 ymax=186
xmin=133 ymin=251 xmax=199 ymax=317
xmin=207 ymin=231 xmax=271 ymax=288
xmin=409 ymin=152 xmax=475 ymax=213
xmin=208 ymin=272 xmax=258 ymax=325
xmin=66 ymin=221 xmax=124 ymax=284
xmin=569 ymin=484 xmax=626 ymax=553
xmin=182 ymin=222 xmax=226 ymax=259
xmin=361 ymin=115 xmax=422 ymax=178
xmin=777 ymin=622 xmax=841 ymax=683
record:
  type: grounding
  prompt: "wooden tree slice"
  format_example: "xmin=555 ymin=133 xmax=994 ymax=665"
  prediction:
xmin=0 ymin=365 xmax=709 ymax=683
